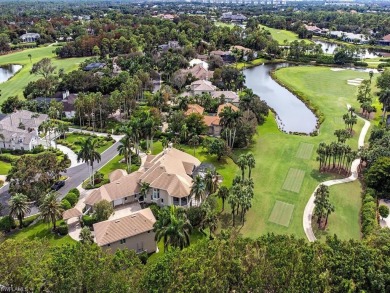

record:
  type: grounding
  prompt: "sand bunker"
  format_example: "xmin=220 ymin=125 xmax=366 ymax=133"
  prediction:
xmin=347 ymin=78 xmax=364 ymax=86
xmin=330 ymin=68 xmax=345 ymax=72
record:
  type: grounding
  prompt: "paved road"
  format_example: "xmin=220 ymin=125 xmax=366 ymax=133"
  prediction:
xmin=303 ymin=115 xmax=371 ymax=242
xmin=0 ymin=140 xmax=121 ymax=217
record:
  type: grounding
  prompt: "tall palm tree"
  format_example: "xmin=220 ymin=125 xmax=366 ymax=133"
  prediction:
xmin=379 ymin=89 xmax=390 ymax=123
xmin=188 ymin=135 xmax=199 ymax=156
xmin=140 ymin=182 xmax=150 ymax=202
xmin=245 ymin=152 xmax=255 ymax=179
xmin=204 ymin=169 xmax=218 ymax=195
xmin=237 ymin=154 xmax=248 ymax=179
xmin=190 ymin=175 xmax=206 ymax=204
xmin=117 ymin=135 xmax=133 ymax=173
xmin=154 ymin=206 xmax=192 ymax=252
xmin=39 ymin=192 xmax=63 ymax=231
xmin=77 ymin=137 xmax=101 ymax=187
xmin=9 ymin=193 xmax=31 ymax=229
xmin=217 ymin=186 xmax=229 ymax=211
xmin=79 ymin=227 xmax=94 ymax=244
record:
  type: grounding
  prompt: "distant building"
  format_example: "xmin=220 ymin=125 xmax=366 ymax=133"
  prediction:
xmin=220 ymin=12 xmax=247 ymax=23
xmin=0 ymin=110 xmax=47 ymax=151
xmin=179 ymin=63 xmax=213 ymax=81
xmin=379 ymin=34 xmax=390 ymax=46
xmin=329 ymin=31 xmax=368 ymax=44
xmin=190 ymin=80 xmax=217 ymax=95
xmin=210 ymin=50 xmax=235 ymax=63
xmin=158 ymin=41 xmax=181 ymax=52
xmin=83 ymin=62 xmax=106 ymax=71
xmin=19 ymin=33 xmax=40 ymax=43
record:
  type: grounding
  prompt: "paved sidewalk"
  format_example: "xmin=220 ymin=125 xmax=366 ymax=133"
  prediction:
xmin=303 ymin=115 xmax=371 ymax=242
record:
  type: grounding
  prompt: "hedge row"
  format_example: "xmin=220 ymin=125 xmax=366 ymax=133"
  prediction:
xmin=61 ymin=188 xmax=81 ymax=210
xmin=361 ymin=191 xmax=379 ymax=237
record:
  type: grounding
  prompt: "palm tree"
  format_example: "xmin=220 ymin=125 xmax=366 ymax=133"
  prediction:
xmin=77 ymin=137 xmax=101 ymax=187
xmin=56 ymin=123 xmax=69 ymax=139
xmin=379 ymin=89 xmax=390 ymax=123
xmin=154 ymin=206 xmax=192 ymax=252
xmin=9 ymin=193 xmax=31 ymax=229
xmin=117 ymin=136 xmax=133 ymax=173
xmin=227 ymin=189 xmax=239 ymax=227
xmin=190 ymin=175 xmax=206 ymax=204
xmin=28 ymin=54 xmax=32 ymax=63
xmin=79 ymin=227 xmax=94 ymax=244
xmin=140 ymin=182 xmax=150 ymax=202
xmin=217 ymin=186 xmax=229 ymax=211
xmin=204 ymin=169 xmax=218 ymax=195
xmin=39 ymin=192 xmax=63 ymax=231
xmin=188 ymin=134 xmax=199 ymax=156
xmin=246 ymin=152 xmax=255 ymax=178
xmin=237 ymin=154 xmax=248 ymax=179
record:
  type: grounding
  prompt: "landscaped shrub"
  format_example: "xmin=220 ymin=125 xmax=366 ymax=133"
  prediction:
xmin=69 ymin=188 xmax=80 ymax=198
xmin=61 ymin=199 xmax=71 ymax=210
xmin=0 ymin=216 xmax=16 ymax=232
xmin=31 ymin=145 xmax=45 ymax=154
xmin=361 ymin=192 xmax=378 ymax=237
xmin=82 ymin=215 xmax=97 ymax=228
xmin=0 ymin=153 xmax=19 ymax=163
xmin=147 ymin=203 xmax=160 ymax=219
xmin=57 ymin=221 xmax=68 ymax=235
xmin=186 ymin=207 xmax=204 ymax=228
xmin=64 ymin=193 xmax=78 ymax=207
xmin=354 ymin=61 xmax=368 ymax=67
xmin=378 ymin=62 xmax=390 ymax=69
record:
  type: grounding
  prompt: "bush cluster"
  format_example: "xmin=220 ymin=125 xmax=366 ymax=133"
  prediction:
xmin=361 ymin=191 xmax=378 ymax=237
xmin=82 ymin=215 xmax=97 ymax=228
xmin=57 ymin=220 xmax=68 ymax=235
xmin=353 ymin=61 xmax=368 ymax=67
xmin=61 ymin=189 xmax=81 ymax=210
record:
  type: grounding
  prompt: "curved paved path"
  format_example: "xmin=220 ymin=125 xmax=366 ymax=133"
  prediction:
xmin=303 ymin=116 xmax=371 ymax=242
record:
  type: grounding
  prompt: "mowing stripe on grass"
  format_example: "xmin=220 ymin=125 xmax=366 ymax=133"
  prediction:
xmin=282 ymin=168 xmax=305 ymax=193
xmin=295 ymin=142 xmax=314 ymax=160
xmin=334 ymin=117 xmax=345 ymax=125
xmin=268 ymin=201 xmax=295 ymax=227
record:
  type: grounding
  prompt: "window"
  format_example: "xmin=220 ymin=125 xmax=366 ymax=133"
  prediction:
xmin=152 ymin=188 xmax=160 ymax=200
xmin=107 ymin=244 xmax=110 ymax=247
xmin=124 ymin=197 xmax=127 ymax=200
xmin=120 ymin=239 xmax=126 ymax=244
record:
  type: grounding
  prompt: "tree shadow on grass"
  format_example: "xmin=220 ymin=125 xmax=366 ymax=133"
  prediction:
xmin=311 ymin=217 xmax=330 ymax=241
xmin=309 ymin=169 xmax=343 ymax=183
xmin=219 ymin=212 xmax=232 ymax=230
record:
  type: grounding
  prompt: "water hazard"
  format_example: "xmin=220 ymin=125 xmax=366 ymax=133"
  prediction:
xmin=244 ymin=63 xmax=317 ymax=134
xmin=0 ymin=64 xmax=22 ymax=83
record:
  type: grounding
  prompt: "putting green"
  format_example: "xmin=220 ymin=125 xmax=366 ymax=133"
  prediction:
xmin=282 ymin=168 xmax=305 ymax=193
xmin=269 ymin=201 xmax=295 ymax=227
xmin=296 ymin=143 xmax=314 ymax=160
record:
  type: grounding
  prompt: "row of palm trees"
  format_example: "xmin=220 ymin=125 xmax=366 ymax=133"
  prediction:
xmin=313 ymin=184 xmax=335 ymax=229
xmin=237 ymin=153 xmax=256 ymax=179
xmin=316 ymin=141 xmax=357 ymax=174
xmin=342 ymin=107 xmax=357 ymax=134
xmin=228 ymin=176 xmax=254 ymax=226
xmin=8 ymin=191 xmax=63 ymax=231
xmin=40 ymin=120 xmax=70 ymax=148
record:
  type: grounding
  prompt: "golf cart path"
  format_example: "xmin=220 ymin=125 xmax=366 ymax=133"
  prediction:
xmin=303 ymin=114 xmax=371 ymax=242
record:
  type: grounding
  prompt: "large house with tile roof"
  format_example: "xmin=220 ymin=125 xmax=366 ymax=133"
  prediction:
xmin=0 ymin=110 xmax=48 ymax=151
xmin=85 ymin=147 xmax=202 ymax=210
xmin=93 ymin=207 xmax=156 ymax=253
xmin=190 ymin=80 xmax=217 ymax=95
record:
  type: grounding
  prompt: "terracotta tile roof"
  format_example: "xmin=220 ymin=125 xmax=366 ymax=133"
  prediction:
xmin=230 ymin=45 xmax=251 ymax=53
xmin=211 ymin=91 xmax=239 ymax=103
xmin=382 ymin=34 xmax=390 ymax=41
xmin=84 ymin=171 xmax=143 ymax=206
xmin=217 ymin=103 xmax=239 ymax=115
xmin=93 ymin=208 xmax=156 ymax=246
xmin=203 ymin=115 xmax=220 ymax=126
xmin=109 ymin=169 xmax=127 ymax=182
xmin=63 ymin=207 xmax=82 ymax=220
xmin=191 ymin=80 xmax=216 ymax=92
xmin=185 ymin=104 xmax=204 ymax=115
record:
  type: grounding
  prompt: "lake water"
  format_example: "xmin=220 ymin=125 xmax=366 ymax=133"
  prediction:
xmin=243 ymin=63 xmax=317 ymax=134
xmin=0 ymin=64 xmax=22 ymax=83
xmin=313 ymin=40 xmax=380 ymax=59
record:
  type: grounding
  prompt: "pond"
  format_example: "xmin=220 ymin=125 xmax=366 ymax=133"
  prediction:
xmin=313 ymin=40 xmax=380 ymax=59
xmin=243 ymin=63 xmax=317 ymax=134
xmin=0 ymin=64 xmax=22 ymax=83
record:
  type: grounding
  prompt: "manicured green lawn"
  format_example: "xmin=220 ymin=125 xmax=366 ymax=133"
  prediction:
xmin=229 ymin=66 xmax=377 ymax=239
xmin=313 ymin=180 xmax=362 ymax=241
xmin=0 ymin=45 xmax=88 ymax=103
xmin=260 ymin=24 xmax=311 ymax=45
xmin=215 ymin=21 xmax=235 ymax=28
xmin=98 ymin=154 xmax=139 ymax=179
xmin=235 ymin=58 xmax=268 ymax=70
xmin=6 ymin=220 xmax=75 ymax=247
xmin=0 ymin=161 xmax=12 ymax=175
xmin=58 ymin=133 xmax=114 ymax=154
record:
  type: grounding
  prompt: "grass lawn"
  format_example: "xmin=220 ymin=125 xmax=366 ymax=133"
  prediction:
xmin=313 ymin=180 xmax=362 ymax=241
xmin=98 ymin=154 xmax=139 ymax=179
xmin=58 ymin=133 xmax=114 ymax=154
xmin=0 ymin=45 xmax=88 ymax=103
xmin=260 ymin=24 xmax=311 ymax=45
xmin=235 ymin=58 xmax=268 ymax=70
xmin=225 ymin=66 xmax=377 ymax=240
xmin=0 ymin=161 xmax=12 ymax=175
xmin=6 ymin=220 xmax=75 ymax=247
xmin=215 ymin=21 xmax=235 ymax=28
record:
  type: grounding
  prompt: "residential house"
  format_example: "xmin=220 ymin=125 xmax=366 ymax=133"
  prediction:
xmin=93 ymin=208 xmax=156 ymax=253
xmin=85 ymin=147 xmax=202 ymax=209
xmin=179 ymin=64 xmax=213 ymax=81
xmin=189 ymin=59 xmax=209 ymax=70
xmin=83 ymin=62 xmax=106 ymax=71
xmin=158 ymin=41 xmax=181 ymax=52
xmin=210 ymin=50 xmax=235 ymax=63
xmin=0 ymin=110 xmax=48 ymax=150
xmin=329 ymin=31 xmax=368 ymax=44
xmin=379 ymin=34 xmax=390 ymax=46
xmin=304 ymin=25 xmax=323 ymax=35
xmin=19 ymin=33 xmax=40 ymax=43
xmin=34 ymin=91 xmax=78 ymax=118
xmin=185 ymin=104 xmax=204 ymax=116
xmin=190 ymin=80 xmax=217 ymax=95
xmin=211 ymin=91 xmax=240 ymax=105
